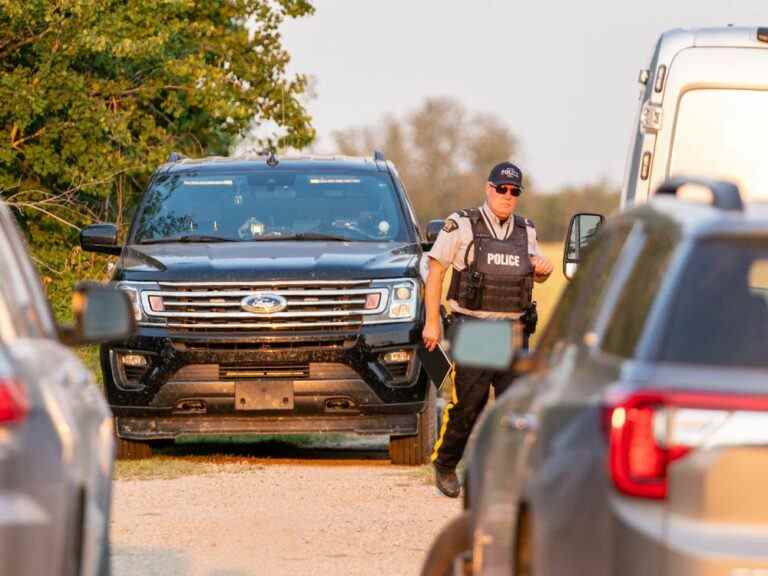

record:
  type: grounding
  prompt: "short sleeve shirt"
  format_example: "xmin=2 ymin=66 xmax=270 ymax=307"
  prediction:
xmin=428 ymin=202 xmax=540 ymax=319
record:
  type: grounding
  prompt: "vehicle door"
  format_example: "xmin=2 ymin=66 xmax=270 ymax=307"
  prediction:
xmin=471 ymin=220 xmax=637 ymax=574
xmin=651 ymin=46 xmax=768 ymax=202
xmin=0 ymin=205 xmax=112 ymax=576
xmin=647 ymin=236 xmax=768 ymax=573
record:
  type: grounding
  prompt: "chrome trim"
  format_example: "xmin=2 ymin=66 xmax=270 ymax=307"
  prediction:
xmin=158 ymin=280 xmax=372 ymax=287
xmin=144 ymin=288 xmax=386 ymax=298
xmin=164 ymin=320 xmax=363 ymax=330
xmin=141 ymin=287 xmax=388 ymax=319
xmin=161 ymin=299 xmax=366 ymax=308
xmin=133 ymin=279 xmax=420 ymax=330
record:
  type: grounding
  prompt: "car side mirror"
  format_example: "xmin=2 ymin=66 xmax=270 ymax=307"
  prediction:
xmin=81 ymin=223 xmax=121 ymax=256
xmin=59 ymin=283 xmax=135 ymax=346
xmin=451 ymin=319 xmax=517 ymax=370
xmin=563 ymin=213 xmax=604 ymax=280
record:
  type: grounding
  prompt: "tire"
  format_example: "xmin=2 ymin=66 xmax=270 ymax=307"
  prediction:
xmin=515 ymin=507 xmax=534 ymax=576
xmin=97 ymin=536 xmax=112 ymax=576
xmin=114 ymin=422 xmax=154 ymax=459
xmin=115 ymin=437 xmax=153 ymax=459
xmin=389 ymin=380 xmax=437 ymax=465
xmin=420 ymin=512 xmax=472 ymax=576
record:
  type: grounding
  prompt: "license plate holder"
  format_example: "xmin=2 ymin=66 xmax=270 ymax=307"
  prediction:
xmin=235 ymin=380 xmax=294 ymax=411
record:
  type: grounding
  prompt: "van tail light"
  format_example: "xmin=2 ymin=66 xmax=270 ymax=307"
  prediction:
xmin=604 ymin=390 xmax=768 ymax=500
xmin=0 ymin=379 xmax=28 ymax=424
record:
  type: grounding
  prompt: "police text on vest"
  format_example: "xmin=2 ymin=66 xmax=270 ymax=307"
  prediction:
xmin=487 ymin=253 xmax=520 ymax=267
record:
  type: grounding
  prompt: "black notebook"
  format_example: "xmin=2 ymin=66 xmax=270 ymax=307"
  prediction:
xmin=417 ymin=343 xmax=453 ymax=390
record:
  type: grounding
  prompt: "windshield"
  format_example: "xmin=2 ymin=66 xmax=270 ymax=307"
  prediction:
xmin=132 ymin=171 xmax=409 ymax=243
xmin=670 ymin=89 xmax=768 ymax=201
xmin=658 ymin=238 xmax=768 ymax=368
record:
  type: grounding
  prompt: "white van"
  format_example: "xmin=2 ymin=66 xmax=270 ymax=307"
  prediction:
xmin=622 ymin=26 xmax=768 ymax=208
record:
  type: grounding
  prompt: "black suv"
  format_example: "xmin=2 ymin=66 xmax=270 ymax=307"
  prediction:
xmin=81 ymin=153 xmax=437 ymax=463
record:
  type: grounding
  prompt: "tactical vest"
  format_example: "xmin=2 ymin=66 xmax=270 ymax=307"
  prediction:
xmin=447 ymin=209 xmax=534 ymax=313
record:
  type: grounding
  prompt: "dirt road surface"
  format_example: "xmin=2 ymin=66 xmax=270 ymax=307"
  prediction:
xmin=110 ymin=438 xmax=460 ymax=576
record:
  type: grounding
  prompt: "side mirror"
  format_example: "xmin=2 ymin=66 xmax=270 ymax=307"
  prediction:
xmin=81 ymin=224 xmax=121 ymax=256
xmin=59 ymin=283 xmax=135 ymax=346
xmin=425 ymin=220 xmax=445 ymax=243
xmin=451 ymin=320 xmax=517 ymax=370
xmin=563 ymin=213 xmax=604 ymax=280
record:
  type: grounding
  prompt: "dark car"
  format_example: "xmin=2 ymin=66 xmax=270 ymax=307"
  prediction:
xmin=81 ymin=153 xmax=440 ymax=463
xmin=422 ymin=178 xmax=768 ymax=575
xmin=0 ymin=200 xmax=134 ymax=575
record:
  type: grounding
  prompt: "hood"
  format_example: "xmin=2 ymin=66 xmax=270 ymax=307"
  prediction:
xmin=116 ymin=241 xmax=420 ymax=282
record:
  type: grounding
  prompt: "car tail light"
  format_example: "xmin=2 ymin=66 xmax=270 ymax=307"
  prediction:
xmin=0 ymin=379 xmax=27 ymax=424
xmin=604 ymin=390 xmax=768 ymax=500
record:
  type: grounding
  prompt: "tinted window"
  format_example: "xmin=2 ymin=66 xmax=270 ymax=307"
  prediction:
xmin=133 ymin=171 xmax=409 ymax=243
xmin=658 ymin=238 xmax=768 ymax=367
xmin=601 ymin=224 xmax=678 ymax=358
xmin=536 ymin=223 xmax=632 ymax=357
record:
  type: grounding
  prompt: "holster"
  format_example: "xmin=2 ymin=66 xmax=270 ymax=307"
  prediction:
xmin=521 ymin=301 xmax=538 ymax=335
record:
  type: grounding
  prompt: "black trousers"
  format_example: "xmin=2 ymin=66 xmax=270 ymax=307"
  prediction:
xmin=431 ymin=316 xmax=527 ymax=471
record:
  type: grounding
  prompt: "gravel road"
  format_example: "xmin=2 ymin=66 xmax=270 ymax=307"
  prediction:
xmin=110 ymin=441 xmax=460 ymax=576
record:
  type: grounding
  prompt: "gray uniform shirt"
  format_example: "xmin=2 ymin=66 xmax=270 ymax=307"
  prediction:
xmin=428 ymin=202 xmax=540 ymax=320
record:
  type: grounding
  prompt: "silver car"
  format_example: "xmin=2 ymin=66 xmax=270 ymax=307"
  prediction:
xmin=422 ymin=178 xmax=768 ymax=575
xmin=0 ymin=202 xmax=133 ymax=575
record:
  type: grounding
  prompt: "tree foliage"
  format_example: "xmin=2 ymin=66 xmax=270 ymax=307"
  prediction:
xmin=0 ymin=0 xmax=315 ymax=316
xmin=517 ymin=181 xmax=620 ymax=242
xmin=333 ymin=97 xmax=517 ymax=222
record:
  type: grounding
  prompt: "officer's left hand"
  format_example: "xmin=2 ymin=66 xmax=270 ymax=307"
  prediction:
xmin=531 ymin=255 xmax=553 ymax=280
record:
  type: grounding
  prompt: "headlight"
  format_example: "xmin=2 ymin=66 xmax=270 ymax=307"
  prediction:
xmin=115 ymin=281 xmax=161 ymax=323
xmin=364 ymin=278 xmax=420 ymax=324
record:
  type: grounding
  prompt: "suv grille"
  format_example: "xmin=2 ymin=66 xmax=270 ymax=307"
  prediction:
xmin=141 ymin=280 xmax=388 ymax=332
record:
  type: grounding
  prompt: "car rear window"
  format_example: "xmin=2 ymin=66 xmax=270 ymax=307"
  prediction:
xmin=133 ymin=171 xmax=409 ymax=243
xmin=658 ymin=238 xmax=768 ymax=367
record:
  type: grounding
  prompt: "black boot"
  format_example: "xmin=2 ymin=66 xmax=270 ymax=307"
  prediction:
xmin=434 ymin=464 xmax=460 ymax=498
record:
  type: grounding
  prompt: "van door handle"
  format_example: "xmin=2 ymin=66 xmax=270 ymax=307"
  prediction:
xmin=502 ymin=413 xmax=538 ymax=432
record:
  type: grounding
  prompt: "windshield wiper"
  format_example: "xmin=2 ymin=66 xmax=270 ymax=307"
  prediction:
xmin=250 ymin=233 xmax=352 ymax=242
xmin=138 ymin=235 xmax=238 ymax=244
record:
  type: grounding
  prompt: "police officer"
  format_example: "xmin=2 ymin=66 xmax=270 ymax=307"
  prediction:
xmin=423 ymin=161 xmax=553 ymax=498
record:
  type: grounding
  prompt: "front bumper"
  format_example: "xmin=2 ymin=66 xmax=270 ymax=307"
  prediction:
xmin=103 ymin=322 xmax=427 ymax=439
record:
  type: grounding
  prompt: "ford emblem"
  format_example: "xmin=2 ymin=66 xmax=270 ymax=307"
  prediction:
xmin=241 ymin=293 xmax=288 ymax=314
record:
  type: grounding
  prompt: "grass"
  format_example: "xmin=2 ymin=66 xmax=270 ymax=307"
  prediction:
xmin=113 ymin=434 xmax=390 ymax=480
xmin=531 ymin=242 xmax=567 ymax=346
xmin=115 ymin=454 xmax=264 ymax=481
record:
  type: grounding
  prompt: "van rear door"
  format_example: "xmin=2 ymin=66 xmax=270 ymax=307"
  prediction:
xmin=651 ymin=46 xmax=768 ymax=202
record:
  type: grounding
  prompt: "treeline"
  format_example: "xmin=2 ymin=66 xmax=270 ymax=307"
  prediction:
xmin=332 ymin=97 xmax=619 ymax=243
xmin=517 ymin=181 xmax=620 ymax=242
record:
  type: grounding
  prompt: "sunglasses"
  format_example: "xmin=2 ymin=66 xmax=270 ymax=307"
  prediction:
xmin=492 ymin=184 xmax=522 ymax=197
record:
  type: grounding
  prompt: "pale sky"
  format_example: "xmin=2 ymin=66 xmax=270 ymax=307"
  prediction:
xmin=281 ymin=1 xmax=766 ymax=191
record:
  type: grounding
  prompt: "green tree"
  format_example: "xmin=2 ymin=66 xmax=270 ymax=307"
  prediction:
xmin=0 ymin=0 xmax=315 ymax=315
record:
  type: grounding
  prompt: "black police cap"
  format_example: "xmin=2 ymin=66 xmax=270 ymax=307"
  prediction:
xmin=488 ymin=162 xmax=524 ymax=189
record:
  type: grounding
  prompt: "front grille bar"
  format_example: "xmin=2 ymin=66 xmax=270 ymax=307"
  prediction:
xmin=162 ymin=299 xmax=366 ymax=308
xmin=159 ymin=280 xmax=372 ymax=287
xmin=165 ymin=320 xmax=363 ymax=330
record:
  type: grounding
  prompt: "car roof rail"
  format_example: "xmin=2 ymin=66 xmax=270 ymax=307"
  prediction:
xmin=655 ymin=177 xmax=744 ymax=212
xmin=168 ymin=151 xmax=186 ymax=163
xmin=373 ymin=150 xmax=385 ymax=162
